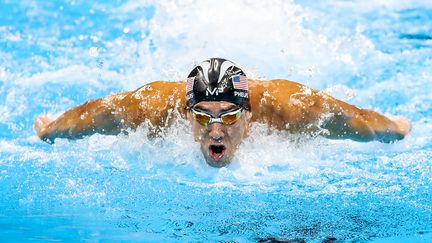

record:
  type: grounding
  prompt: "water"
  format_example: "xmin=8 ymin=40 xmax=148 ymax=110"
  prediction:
xmin=1 ymin=0 xmax=431 ymax=242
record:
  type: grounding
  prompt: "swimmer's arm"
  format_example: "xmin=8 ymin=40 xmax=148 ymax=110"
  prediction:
xmin=319 ymin=94 xmax=411 ymax=143
xmin=34 ymin=92 xmax=130 ymax=144
xmin=35 ymin=81 xmax=187 ymax=143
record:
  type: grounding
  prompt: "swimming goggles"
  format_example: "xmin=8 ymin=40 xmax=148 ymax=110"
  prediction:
xmin=191 ymin=107 xmax=243 ymax=126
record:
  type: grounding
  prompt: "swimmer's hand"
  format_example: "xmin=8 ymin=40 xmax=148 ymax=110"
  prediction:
xmin=391 ymin=116 xmax=412 ymax=137
xmin=34 ymin=115 xmax=55 ymax=143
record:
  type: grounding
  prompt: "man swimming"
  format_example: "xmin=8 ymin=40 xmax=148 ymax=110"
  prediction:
xmin=35 ymin=58 xmax=411 ymax=167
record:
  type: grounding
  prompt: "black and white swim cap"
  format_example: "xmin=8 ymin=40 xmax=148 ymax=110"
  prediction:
xmin=186 ymin=58 xmax=250 ymax=110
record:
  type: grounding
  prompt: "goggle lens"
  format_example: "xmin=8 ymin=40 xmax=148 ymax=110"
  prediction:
xmin=193 ymin=112 xmax=211 ymax=126
xmin=221 ymin=111 xmax=241 ymax=125
xmin=191 ymin=108 xmax=242 ymax=126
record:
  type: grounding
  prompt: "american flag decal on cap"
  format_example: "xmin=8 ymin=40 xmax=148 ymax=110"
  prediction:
xmin=232 ymin=75 xmax=248 ymax=91
xmin=186 ymin=77 xmax=194 ymax=93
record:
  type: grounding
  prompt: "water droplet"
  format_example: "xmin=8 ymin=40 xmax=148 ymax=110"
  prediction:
xmin=0 ymin=68 xmax=5 ymax=78
xmin=89 ymin=47 xmax=99 ymax=57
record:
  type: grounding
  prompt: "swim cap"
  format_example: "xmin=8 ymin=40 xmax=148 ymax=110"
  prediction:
xmin=186 ymin=58 xmax=251 ymax=110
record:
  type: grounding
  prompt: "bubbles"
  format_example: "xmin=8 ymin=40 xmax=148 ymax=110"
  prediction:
xmin=88 ymin=46 xmax=100 ymax=57
xmin=324 ymin=84 xmax=357 ymax=101
xmin=1 ymin=0 xmax=430 ymax=193
xmin=1 ymin=0 xmax=432 ymax=241
xmin=0 ymin=67 xmax=6 ymax=79
xmin=4 ymin=32 xmax=22 ymax=42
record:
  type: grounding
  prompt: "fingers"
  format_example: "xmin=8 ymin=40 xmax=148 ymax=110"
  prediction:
xmin=34 ymin=115 xmax=54 ymax=137
xmin=392 ymin=116 xmax=412 ymax=136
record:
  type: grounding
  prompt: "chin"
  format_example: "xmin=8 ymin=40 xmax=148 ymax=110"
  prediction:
xmin=205 ymin=157 xmax=232 ymax=168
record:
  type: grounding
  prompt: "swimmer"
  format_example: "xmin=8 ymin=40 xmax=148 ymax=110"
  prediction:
xmin=34 ymin=58 xmax=411 ymax=167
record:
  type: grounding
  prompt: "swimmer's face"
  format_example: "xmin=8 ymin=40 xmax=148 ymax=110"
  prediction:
xmin=187 ymin=101 xmax=252 ymax=167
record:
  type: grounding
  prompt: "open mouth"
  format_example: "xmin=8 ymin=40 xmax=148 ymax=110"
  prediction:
xmin=208 ymin=144 xmax=226 ymax=161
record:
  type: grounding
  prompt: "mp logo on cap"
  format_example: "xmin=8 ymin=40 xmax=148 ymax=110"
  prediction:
xmin=206 ymin=87 xmax=224 ymax=96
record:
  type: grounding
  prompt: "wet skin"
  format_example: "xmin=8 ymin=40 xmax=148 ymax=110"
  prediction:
xmin=187 ymin=101 xmax=252 ymax=167
xmin=34 ymin=79 xmax=411 ymax=167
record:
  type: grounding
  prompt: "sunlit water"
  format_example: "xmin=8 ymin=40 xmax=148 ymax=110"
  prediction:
xmin=1 ymin=0 xmax=431 ymax=242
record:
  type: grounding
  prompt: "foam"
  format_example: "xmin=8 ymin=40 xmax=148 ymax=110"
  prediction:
xmin=0 ymin=0 xmax=429 ymax=198
xmin=1 ymin=0 xmax=391 ymax=91
xmin=1 ymin=2 xmax=431 ymax=240
xmin=112 ymin=0 xmax=386 ymax=88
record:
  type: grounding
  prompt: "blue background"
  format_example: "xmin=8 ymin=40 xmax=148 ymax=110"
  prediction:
xmin=0 ymin=0 xmax=431 ymax=241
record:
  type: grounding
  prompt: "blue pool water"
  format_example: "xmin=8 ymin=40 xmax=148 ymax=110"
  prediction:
xmin=1 ymin=0 xmax=431 ymax=242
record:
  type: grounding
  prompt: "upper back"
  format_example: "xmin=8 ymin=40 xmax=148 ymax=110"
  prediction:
xmin=122 ymin=79 xmax=323 ymax=131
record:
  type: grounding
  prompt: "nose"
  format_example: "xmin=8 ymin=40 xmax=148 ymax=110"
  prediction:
xmin=208 ymin=123 xmax=225 ymax=141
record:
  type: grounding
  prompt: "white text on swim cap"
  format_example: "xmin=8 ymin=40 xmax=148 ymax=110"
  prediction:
xmin=206 ymin=87 xmax=224 ymax=96
xmin=234 ymin=91 xmax=248 ymax=98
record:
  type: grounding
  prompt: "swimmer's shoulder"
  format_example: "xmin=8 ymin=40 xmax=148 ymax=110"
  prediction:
xmin=129 ymin=80 xmax=187 ymax=108
xmin=249 ymin=79 xmax=306 ymax=97
xmin=110 ymin=80 xmax=187 ymax=127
